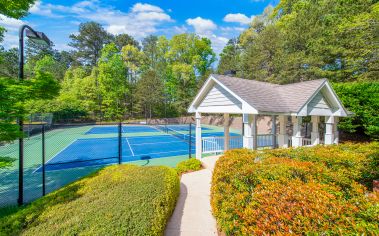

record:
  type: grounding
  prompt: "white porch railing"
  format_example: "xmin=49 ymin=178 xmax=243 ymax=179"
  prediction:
xmin=302 ymin=138 xmax=312 ymax=146
xmin=288 ymin=137 xmax=317 ymax=147
xmin=288 ymin=137 xmax=292 ymax=147
xmin=202 ymin=136 xmax=243 ymax=154
xmin=202 ymin=134 xmax=279 ymax=154
xmin=257 ymin=134 xmax=277 ymax=148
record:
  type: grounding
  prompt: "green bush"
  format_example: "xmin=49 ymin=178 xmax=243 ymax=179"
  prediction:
xmin=211 ymin=143 xmax=379 ymax=235
xmin=0 ymin=156 xmax=15 ymax=169
xmin=0 ymin=164 xmax=180 ymax=235
xmin=175 ymin=158 xmax=202 ymax=175
xmin=333 ymin=82 xmax=379 ymax=140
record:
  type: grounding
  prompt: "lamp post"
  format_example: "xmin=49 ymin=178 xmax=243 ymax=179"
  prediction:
xmin=18 ymin=25 xmax=51 ymax=205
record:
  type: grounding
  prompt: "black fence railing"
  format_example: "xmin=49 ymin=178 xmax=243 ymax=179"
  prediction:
xmin=0 ymin=122 xmax=194 ymax=208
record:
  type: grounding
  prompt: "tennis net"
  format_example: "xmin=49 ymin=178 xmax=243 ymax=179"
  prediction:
xmin=166 ymin=126 xmax=195 ymax=144
xmin=154 ymin=124 xmax=169 ymax=133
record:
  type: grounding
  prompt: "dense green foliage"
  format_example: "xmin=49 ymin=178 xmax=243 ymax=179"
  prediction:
xmin=0 ymin=74 xmax=59 ymax=142
xmin=0 ymin=0 xmax=35 ymax=19
xmin=69 ymin=22 xmax=114 ymax=66
xmin=0 ymin=1 xmax=61 ymax=150
xmin=25 ymin=24 xmax=215 ymax=121
xmin=0 ymin=157 xmax=15 ymax=169
xmin=211 ymin=143 xmax=379 ymax=235
xmin=175 ymin=158 xmax=202 ymax=175
xmin=334 ymin=82 xmax=379 ymax=139
xmin=0 ymin=165 xmax=180 ymax=235
xmin=218 ymin=0 xmax=379 ymax=83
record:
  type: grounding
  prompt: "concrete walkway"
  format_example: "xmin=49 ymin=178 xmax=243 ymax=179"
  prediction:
xmin=165 ymin=156 xmax=220 ymax=236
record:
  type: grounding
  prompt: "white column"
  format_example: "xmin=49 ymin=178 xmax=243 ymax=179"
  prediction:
xmin=252 ymin=114 xmax=258 ymax=150
xmin=272 ymin=115 xmax=277 ymax=148
xmin=278 ymin=115 xmax=288 ymax=148
xmin=324 ymin=116 xmax=335 ymax=145
xmin=195 ymin=112 xmax=202 ymax=159
xmin=334 ymin=117 xmax=339 ymax=144
xmin=311 ymin=116 xmax=320 ymax=146
xmin=243 ymin=114 xmax=253 ymax=149
xmin=224 ymin=113 xmax=230 ymax=151
xmin=292 ymin=116 xmax=303 ymax=147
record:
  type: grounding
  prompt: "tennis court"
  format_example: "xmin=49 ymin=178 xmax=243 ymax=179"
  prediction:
xmin=85 ymin=125 xmax=159 ymax=134
xmin=40 ymin=134 xmax=195 ymax=171
xmin=0 ymin=123 xmax=240 ymax=206
xmin=38 ymin=124 xmax=240 ymax=171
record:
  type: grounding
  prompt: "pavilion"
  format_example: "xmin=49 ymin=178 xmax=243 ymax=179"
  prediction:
xmin=188 ymin=74 xmax=350 ymax=159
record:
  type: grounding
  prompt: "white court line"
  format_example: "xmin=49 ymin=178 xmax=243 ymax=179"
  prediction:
xmin=33 ymin=139 xmax=77 ymax=173
xmin=130 ymin=148 xmax=194 ymax=157
xmin=130 ymin=140 xmax=184 ymax=146
xmin=121 ymin=125 xmax=127 ymax=133
xmin=125 ymin=136 xmax=135 ymax=156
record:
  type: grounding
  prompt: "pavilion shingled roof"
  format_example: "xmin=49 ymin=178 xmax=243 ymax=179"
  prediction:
xmin=212 ymin=74 xmax=326 ymax=113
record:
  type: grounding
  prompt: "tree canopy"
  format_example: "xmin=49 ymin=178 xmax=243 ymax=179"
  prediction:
xmin=218 ymin=0 xmax=379 ymax=84
xmin=0 ymin=0 xmax=377 ymax=141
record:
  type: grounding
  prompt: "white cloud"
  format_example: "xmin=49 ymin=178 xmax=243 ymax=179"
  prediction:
xmin=172 ymin=25 xmax=188 ymax=34
xmin=0 ymin=14 xmax=28 ymax=48
xmin=30 ymin=1 xmax=55 ymax=17
xmin=0 ymin=14 xmax=26 ymax=28
xmin=185 ymin=17 xmax=229 ymax=55
xmin=223 ymin=13 xmax=253 ymax=25
xmin=135 ymin=12 xmax=171 ymax=22
xmin=220 ymin=26 xmax=246 ymax=33
xmin=131 ymin=3 xmax=164 ymax=13
xmin=26 ymin=1 xmax=173 ymax=39
xmin=208 ymin=34 xmax=229 ymax=55
xmin=186 ymin=17 xmax=217 ymax=35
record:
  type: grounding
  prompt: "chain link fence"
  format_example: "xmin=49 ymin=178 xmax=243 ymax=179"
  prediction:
xmin=0 ymin=122 xmax=194 ymax=208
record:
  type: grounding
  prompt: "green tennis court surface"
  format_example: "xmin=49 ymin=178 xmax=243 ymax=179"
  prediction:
xmin=0 ymin=124 xmax=238 ymax=206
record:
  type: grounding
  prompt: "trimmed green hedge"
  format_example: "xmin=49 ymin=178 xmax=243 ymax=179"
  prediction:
xmin=175 ymin=158 xmax=202 ymax=175
xmin=211 ymin=143 xmax=379 ymax=235
xmin=0 ymin=165 xmax=180 ymax=235
xmin=333 ymin=82 xmax=379 ymax=140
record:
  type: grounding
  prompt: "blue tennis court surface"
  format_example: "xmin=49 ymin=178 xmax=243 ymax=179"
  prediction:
xmin=85 ymin=125 xmax=158 ymax=134
xmin=36 ymin=124 xmax=241 ymax=172
xmin=39 ymin=135 xmax=195 ymax=171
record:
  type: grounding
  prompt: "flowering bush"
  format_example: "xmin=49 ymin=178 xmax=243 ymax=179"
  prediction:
xmin=211 ymin=143 xmax=379 ymax=235
xmin=175 ymin=158 xmax=202 ymax=175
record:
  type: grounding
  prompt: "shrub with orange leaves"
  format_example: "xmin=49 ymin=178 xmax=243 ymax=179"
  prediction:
xmin=211 ymin=143 xmax=379 ymax=235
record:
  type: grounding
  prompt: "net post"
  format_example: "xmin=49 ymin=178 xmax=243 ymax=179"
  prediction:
xmin=118 ymin=122 xmax=122 ymax=164
xmin=42 ymin=124 xmax=46 ymax=196
xmin=189 ymin=123 xmax=192 ymax=158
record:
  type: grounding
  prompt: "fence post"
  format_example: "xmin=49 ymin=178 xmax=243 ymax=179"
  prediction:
xmin=189 ymin=123 xmax=192 ymax=158
xmin=42 ymin=124 xmax=46 ymax=196
xmin=118 ymin=122 xmax=122 ymax=164
xmin=18 ymin=119 xmax=24 ymax=205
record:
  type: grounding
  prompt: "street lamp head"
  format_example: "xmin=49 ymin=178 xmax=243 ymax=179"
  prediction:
xmin=25 ymin=28 xmax=51 ymax=46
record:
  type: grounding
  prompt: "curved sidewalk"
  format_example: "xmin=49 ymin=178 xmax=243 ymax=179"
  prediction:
xmin=165 ymin=156 xmax=219 ymax=236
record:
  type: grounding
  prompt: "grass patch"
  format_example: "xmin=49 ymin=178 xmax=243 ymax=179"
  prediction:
xmin=211 ymin=142 xmax=379 ymax=235
xmin=0 ymin=164 xmax=180 ymax=235
xmin=175 ymin=158 xmax=202 ymax=175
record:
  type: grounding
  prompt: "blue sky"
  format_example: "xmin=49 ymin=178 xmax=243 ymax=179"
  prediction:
xmin=0 ymin=0 xmax=277 ymax=55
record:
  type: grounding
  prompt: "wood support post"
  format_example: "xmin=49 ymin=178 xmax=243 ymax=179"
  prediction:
xmin=292 ymin=116 xmax=303 ymax=147
xmin=224 ymin=113 xmax=230 ymax=151
xmin=278 ymin=115 xmax=288 ymax=148
xmin=324 ymin=116 xmax=335 ymax=145
xmin=272 ymin=115 xmax=277 ymax=148
xmin=252 ymin=114 xmax=258 ymax=150
xmin=195 ymin=112 xmax=202 ymax=159
xmin=311 ymin=116 xmax=320 ymax=146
